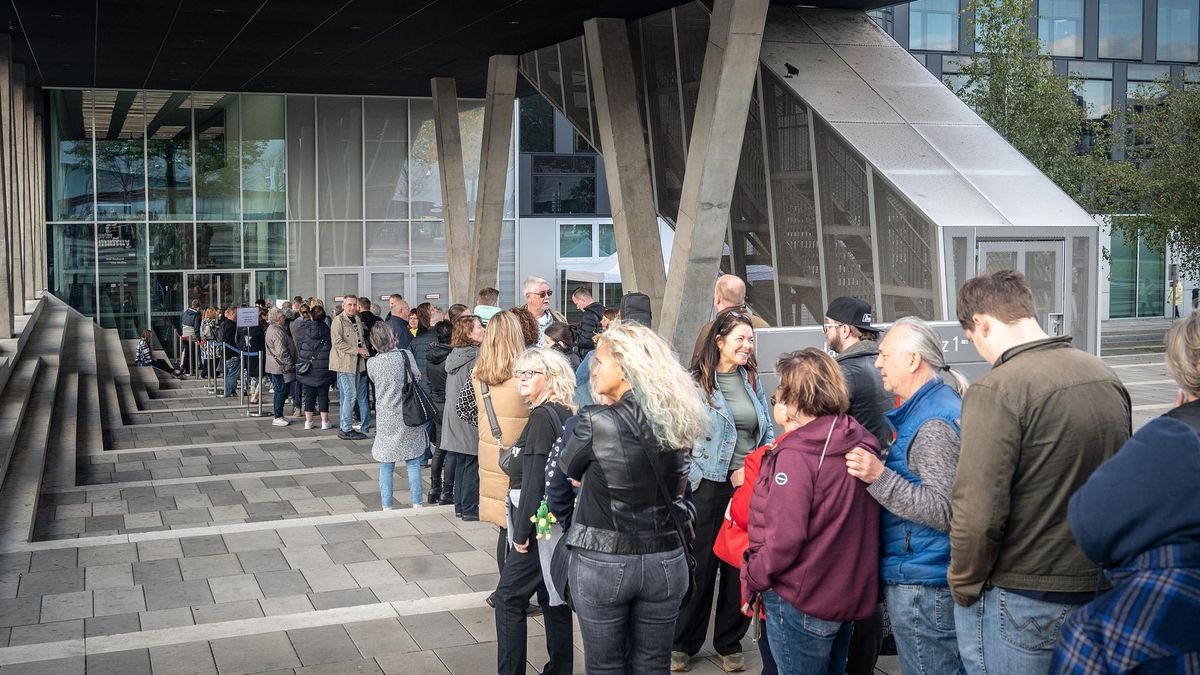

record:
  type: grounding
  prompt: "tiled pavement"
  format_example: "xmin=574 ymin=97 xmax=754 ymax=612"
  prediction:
xmin=0 ymin=343 xmax=1170 ymax=674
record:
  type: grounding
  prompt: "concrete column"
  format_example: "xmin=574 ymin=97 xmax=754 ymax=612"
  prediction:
xmin=658 ymin=0 xmax=768 ymax=357
xmin=468 ymin=55 xmax=517 ymax=296
xmin=583 ymin=18 xmax=667 ymax=319
xmin=33 ymin=108 xmax=43 ymax=295
xmin=9 ymin=65 xmax=24 ymax=313
xmin=0 ymin=37 xmax=13 ymax=337
xmin=23 ymin=89 xmax=35 ymax=301
xmin=430 ymin=77 xmax=473 ymax=306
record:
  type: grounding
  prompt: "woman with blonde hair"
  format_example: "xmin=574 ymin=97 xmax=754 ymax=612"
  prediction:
xmin=560 ymin=321 xmax=710 ymax=673
xmin=473 ymin=311 xmax=532 ymax=550
xmin=494 ymin=348 xmax=575 ymax=675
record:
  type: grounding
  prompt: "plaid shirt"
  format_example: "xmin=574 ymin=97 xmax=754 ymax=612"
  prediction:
xmin=1051 ymin=543 xmax=1200 ymax=674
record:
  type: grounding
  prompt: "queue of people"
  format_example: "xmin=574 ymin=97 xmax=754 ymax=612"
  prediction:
xmin=170 ymin=270 xmax=1198 ymax=674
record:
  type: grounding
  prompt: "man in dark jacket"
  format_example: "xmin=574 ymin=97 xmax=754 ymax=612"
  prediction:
xmin=219 ymin=307 xmax=239 ymax=397
xmin=951 ymin=270 xmax=1130 ymax=675
xmin=823 ymin=296 xmax=891 ymax=675
xmin=570 ymin=287 xmax=605 ymax=355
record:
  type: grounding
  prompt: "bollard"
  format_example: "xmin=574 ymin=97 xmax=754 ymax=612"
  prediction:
xmin=240 ymin=348 xmax=247 ymax=407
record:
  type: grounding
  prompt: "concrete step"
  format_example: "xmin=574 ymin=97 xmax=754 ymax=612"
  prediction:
xmin=93 ymin=324 xmax=125 ymax=433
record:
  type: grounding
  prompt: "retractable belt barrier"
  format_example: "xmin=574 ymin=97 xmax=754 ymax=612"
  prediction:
xmin=221 ymin=343 xmax=265 ymax=417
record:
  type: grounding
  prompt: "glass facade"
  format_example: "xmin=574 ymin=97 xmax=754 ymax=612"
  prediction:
xmin=48 ymin=90 xmax=518 ymax=347
xmin=1109 ymin=227 xmax=1166 ymax=318
xmin=1099 ymin=0 xmax=1144 ymax=59
xmin=1039 ymin=0 xmax=1085 ymax=56
xmin=911 ymin=0 xmax=961 ymax=51
xmin=519 ymin=4 xmax=943 ymax=327
xmin=1158 ymin=0 xmax=1200 ymax=61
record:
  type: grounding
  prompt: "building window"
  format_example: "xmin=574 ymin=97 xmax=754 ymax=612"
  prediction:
xmin=519 ymin=96 xmax=554 ymax=153
xmin=1070 ymin=62 xmax=1114 ymax=120
xmin=1038 ymin=0 xmax=1084 ymax=57
xmin=559 ymin=223 xmax=593 ymax=258
xmin=1157 ymin=0 xmax=1200 ymax=62
xmin=910 ymin=0 xmax=960 ymax=52
xmin=867 ymin=7 xmax=895 ymax=33
xmin=1099 ymin=0 xmax=1143 ymax=59
xmin=531 ymin=155 xmax=596 ymax=215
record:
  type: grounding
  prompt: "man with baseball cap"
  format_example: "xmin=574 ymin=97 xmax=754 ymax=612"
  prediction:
xmin=823 ymin=296 xmax=893 ymax=675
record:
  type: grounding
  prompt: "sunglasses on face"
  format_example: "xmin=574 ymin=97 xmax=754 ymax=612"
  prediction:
xmin=527 ymin=290 xmax=552 ymax=298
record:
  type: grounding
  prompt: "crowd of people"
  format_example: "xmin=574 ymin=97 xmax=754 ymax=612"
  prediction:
xmin=140 ymin=269 xmax=1198 ymax=674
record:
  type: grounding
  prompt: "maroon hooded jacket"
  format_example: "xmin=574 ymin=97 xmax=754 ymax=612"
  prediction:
xmin=741 ymin=413 xmax=881 ymax=622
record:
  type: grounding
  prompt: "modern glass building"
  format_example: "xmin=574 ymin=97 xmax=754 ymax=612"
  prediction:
xmin=47 ymin=91 xmax=518 ymax=350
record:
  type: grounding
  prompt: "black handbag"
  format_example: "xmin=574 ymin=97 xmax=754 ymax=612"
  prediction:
xmin=550 ymin=526 xmax=573 ymax=609
xmin=399 ymin=351 xmax=437 ymax=427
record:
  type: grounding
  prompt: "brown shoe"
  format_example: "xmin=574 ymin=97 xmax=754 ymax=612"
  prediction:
xmin=670 ymin=651 xmax=690 ymax=672
xmin=718 ymin=653 xmax=745 ymax=672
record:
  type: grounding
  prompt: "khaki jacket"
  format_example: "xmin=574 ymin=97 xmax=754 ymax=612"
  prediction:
xmin=329 ymin=313 xmax=367 ymax=374
xmin=948 ymin=336 xmax=1131 ymax=606
xmin=473 ymin=376 xmax=530 ymax=528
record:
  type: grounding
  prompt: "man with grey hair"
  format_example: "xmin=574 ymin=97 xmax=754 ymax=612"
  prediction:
xmin=331 ymin=295 xmax=372 ymax=440
xmin=265 ymin=307 xmax=298 ymax=427
xmin=522 ymin=275 xmax=565 ymax=347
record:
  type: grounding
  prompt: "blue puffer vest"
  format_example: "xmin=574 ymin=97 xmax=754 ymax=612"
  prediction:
xmin=880 ymin=378 xmax=961 ymax=586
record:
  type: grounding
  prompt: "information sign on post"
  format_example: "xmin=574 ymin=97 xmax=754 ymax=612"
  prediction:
xmin=236 ymin=307 xmax=259 ymax=328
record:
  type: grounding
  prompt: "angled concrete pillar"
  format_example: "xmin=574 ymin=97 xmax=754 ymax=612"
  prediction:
xmin=468 ymin=55 xmax=517 ymax=297
xmin=431 ymin=77 xmax=473 ymax=306
xmin=658 ymin=0 xmax=768 ymax=357
xmin=9 ymin=65 xmax=24 ymax=312
xmin=584 ymin=18 xmax=666 ymax=321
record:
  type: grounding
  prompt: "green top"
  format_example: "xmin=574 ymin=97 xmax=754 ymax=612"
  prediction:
xmin=716 ymin=371 xmax=760 ymax=471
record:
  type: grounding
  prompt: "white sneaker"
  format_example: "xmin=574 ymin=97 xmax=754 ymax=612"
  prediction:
xmin=382 ymin=506 xmax=393 ymax=511
xmin=321 ymin=421 xmax=334 ymax=430
xmin=304 ymin=420 xmax=313 ymax=430
xmin=272 ymin=418 xmax=289 ymax=427
xmin=411 ymin=503 xmax=425 ymax=509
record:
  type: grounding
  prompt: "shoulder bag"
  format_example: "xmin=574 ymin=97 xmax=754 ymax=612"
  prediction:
xmin=455 ymin=373 xmax=479 ymax=426
xmin=400 ymin=350 xmax=437 ymax=427
xmin=482 ymin=382 xmax=521 ymax=475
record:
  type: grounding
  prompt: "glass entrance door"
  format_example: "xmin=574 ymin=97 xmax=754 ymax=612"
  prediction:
xmin=369 ymin=271 xmax=407 ymax=311
xmin=978 ymin=240 xmax=1067 ymax=336
xmin=320 ymin=270 xmax=366 ymax=312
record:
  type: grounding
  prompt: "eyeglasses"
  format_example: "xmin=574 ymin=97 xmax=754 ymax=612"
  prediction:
xmin=514 ymin=369 xmax=546 ymax=379
xmin=821 ymin=322 xmax=844 ymax=333
xmin=527 ymin=290 xmax=553 ymax=298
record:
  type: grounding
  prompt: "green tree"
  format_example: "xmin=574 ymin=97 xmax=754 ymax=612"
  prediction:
xmin=955 ymin=0 xmax=1121 ymax=213
xmin=1118 ymin=82 xmax=1200 ymax=278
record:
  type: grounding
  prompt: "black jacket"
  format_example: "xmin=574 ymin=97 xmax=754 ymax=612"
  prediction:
xmin=577 ymin=302 xmax=606 ymax=354
xmin=359 ymin=310 xmax=381 ymax=356
xmin=408 ymin=328 xmax=437 ymax=387
xmin=219 ymin=316 xmax=237 ymax=358
xmin=835 ymin=340 xmax=893 ymax=451
xmin=295 ymin=319 xmax=335 ymax=388
xmin=425 ymin=342 xmax=452 ymax=405
xmin=560 ymin=391 xmax=693 ymax=555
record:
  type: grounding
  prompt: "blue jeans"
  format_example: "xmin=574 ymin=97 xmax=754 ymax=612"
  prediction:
xmin=337 ymin=371 xmax=372 ymax=433
xmin=761 ymin=590 xmax=853 ymax=675
xmin=953 ymin=587 xmax=1080 ymax=675
xmin=885 ymin=584 xmax=964 ymax=675
xmin=224 ymin=354 xmax=241 ymax=396
xmin=452 ymin=452 xmax=478 ymax=517
xmin=379 ymin=458 xmax=423 ymax=509
xmin=270 ymin=374 xmax=292 ymax=419
xmin=569 ymin=547 xmax=688 ymax=675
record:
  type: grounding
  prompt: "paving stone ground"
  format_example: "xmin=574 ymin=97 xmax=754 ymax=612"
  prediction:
xmin=0 ymin=352 xmax=1168 ymax=674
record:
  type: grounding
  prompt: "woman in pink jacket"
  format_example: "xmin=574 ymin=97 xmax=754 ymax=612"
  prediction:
xmin=741 ymin=348 xmax=882 ymax=674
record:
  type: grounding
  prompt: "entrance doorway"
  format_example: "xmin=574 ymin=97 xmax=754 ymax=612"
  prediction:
xmin=186 ymin=272 xmax=252 ymax=310
xmin=978 ymin=240 xmax=1067 ymax=337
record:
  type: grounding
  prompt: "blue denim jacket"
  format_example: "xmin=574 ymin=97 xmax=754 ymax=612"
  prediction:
xmin=688 ymin=368 xmax=774 ymax=490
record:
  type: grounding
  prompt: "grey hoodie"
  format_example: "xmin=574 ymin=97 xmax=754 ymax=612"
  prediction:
xmin=441 ymin=345 xmax=480 ymax=455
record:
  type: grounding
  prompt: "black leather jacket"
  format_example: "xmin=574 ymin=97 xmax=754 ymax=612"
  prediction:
xmin=560 ymin=391 xmax=694 ymax=554
xmin=835 ymin=340 xmax=893 ymax=451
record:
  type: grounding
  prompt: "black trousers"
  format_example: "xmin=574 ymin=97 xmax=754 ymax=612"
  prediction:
xmin=674 ymin=477 xmax=750 ymax=656
xmin=846 ymin=605 xmax=884 ymax=675
xmin=494 ymin=536 xmax=573 ymax=675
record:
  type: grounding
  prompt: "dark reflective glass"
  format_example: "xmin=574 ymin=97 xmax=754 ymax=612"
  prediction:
xmin=149 ymin=222 xmax=194 ymax=270
xmin=50 ymin=90 xmax=95 ymax=220
xmin=151 ymin=272 xmax=184 ymax=355
xmin=1038 ymin=0 xmax=1084 ymax=56
xmin=193 ymin=93 xmax=241 ymax=220
xmin=1099 ymin=0 xmax=1143 ymax=59
xmin=244 ymin=221 xmax=287 ymax=269
xmin=532 ymin=175 xmax=595 ymax=215
xmin=97 ymin=223 xmax=147 ymax=338
xmin=196 ymin=222 xmax=242 ymax=269
xmin=317 ymin=96 xmax=363 ymax=220
xmin=558 ymin=37 xmax=593 ymax=143
xmin=50 ymin=223 xmax=96 ymax=316
xmin=519 ymin=96 xmax=555 ymax=153
xmin=364 ymin=97 xmax=409 ymax=220
xmin=286 ymin=95 xmax=316 ymax=220
xmin=242 ymin=94 xmax=286 ymax=220
xmin=94 ymin=91 xmax=146 ymax=220
xmin=146 ymin=92 xmax=193 ymax=220
xmin=1158 ymin=0 xmax=1200 ymax=61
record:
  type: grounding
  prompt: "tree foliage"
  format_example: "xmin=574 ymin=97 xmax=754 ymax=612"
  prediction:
xmin=1118 ymin=83 xmax=1200 ymax=277
xmin=954 ymin=0 xmax=1121 ymax=213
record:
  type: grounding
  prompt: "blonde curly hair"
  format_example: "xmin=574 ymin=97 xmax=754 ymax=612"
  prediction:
xmin=597 ymin=321 xmax=709 ymax=450
xmin=514 ymin=349 xmax=577 ymax=413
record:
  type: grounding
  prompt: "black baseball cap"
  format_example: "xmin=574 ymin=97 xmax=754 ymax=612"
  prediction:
xmin=825 ymin=297 xmax=878 ymax=333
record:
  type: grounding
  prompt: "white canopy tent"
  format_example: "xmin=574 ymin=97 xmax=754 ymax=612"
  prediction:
xmin=563 ymin=220 xmax=675 ymax=284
